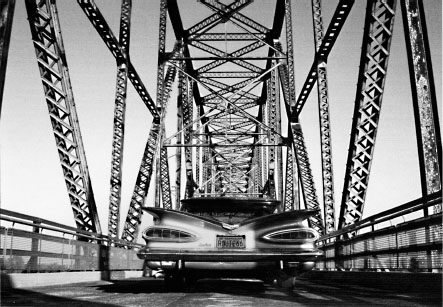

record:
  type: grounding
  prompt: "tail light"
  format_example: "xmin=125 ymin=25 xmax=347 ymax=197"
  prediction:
xmin=143 ymin=227 xmax=196 ymax=242
xmin=262 ymin=228 xmax=318 ymax=243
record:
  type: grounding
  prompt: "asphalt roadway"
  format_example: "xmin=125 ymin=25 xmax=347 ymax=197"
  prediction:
xmin=1 ymin=276 xmax=441 ymax=306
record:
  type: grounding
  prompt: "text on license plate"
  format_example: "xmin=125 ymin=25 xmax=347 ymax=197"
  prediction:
xmin=216 ymin=235 xmax=245 ymax=249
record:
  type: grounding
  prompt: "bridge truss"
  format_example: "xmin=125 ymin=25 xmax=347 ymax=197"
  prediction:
xmin=0 ymin=0 xmax=441 ymax=244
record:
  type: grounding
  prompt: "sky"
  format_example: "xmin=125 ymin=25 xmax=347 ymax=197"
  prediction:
xmin=0 ymin=1 xmax=441 ymax=241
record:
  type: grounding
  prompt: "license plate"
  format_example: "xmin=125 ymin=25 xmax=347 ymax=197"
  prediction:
xmin=216 ymin=235 xmax=245 ymax=249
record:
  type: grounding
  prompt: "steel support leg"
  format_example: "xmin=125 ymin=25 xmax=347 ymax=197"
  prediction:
xmin=401 ymin=0 xmax=442 ymax=212
xmin=25 ymin=0 xmax=101 ymax=234
xmin=339 ymin=0 xmax=397 ymax=229
xmin=121 ymin=120 xmax=160 ymax=242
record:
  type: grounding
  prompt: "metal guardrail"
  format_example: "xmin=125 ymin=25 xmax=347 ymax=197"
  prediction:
xmin=1 ymin=193 xmax=441 ymax=273
xmin=316 ymin=193 xmax=442 ymax=272
xmin=0 ymin=209 xmax=145 ymax=273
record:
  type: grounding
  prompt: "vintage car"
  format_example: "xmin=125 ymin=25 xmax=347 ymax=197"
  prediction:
xmin=137 ymin=197 xmax=322 ymax=287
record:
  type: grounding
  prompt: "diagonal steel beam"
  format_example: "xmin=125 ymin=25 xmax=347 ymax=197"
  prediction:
xmin=0 ymin=0 xmax=15 ymax=117
xmin=295 ymin=0 xmax=354 ymax=116
xmin=121 ymin=119 xmax=160 ymax=242
xmin=77 ymin=0 xmax=159 ymax=119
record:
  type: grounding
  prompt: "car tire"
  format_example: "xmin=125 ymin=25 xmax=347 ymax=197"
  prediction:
xmin=164 ymin=271 xmax=185 ymax=290
xmin=184 ymin=274 xmax=198 ymax=287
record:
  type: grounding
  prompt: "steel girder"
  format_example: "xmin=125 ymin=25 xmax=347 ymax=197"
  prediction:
xmin=25 ymin=0 xmax=101 ymax=234
xmin=311 ymin=0 xmax=335 ymax=234
xmin=108 ymin=0 xmax=131 ymax=241
xmin=401 ymin=0 xmax=442 ymax=213
xmin=0 ymin=0 xmax=15 ymax=115
xmin=339 ymin=0 xmax=397 ymax=229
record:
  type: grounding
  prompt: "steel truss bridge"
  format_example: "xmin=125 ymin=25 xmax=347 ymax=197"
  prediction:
xmin=0 ymin=0 xmax=441 ymax=272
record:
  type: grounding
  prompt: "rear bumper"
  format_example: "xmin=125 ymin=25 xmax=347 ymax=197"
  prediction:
xmin=137 ymin=247 xmax=322 ymax=262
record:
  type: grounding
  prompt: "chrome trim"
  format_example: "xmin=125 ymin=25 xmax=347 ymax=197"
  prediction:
xmin=137 ymin=247 xmax=323 ymax=262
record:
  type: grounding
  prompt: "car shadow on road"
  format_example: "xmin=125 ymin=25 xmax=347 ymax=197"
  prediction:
xmin=94 ymin=277 xmax=314 ymax=305
xmin=1 ymin=288 xmax=120 ymax=307
xmin=93 ymin=276 xmax=443 ymax=306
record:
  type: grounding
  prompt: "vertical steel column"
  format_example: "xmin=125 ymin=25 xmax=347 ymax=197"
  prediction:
xmin=284 ymin=145 xmax=295 ymax=211
xmin=266 ymin=68 xmax=278 ymax=199
xmin=261 ymin=105 xmax=268 ymax=188
xmin=183 ymin=77 xmax=194 ymax=198
xmin=25 ymin=0 xmax=101 ymax=234
xmin=311 ymin=0 xmax=335 ymax=234
xmin=154 ymin=143 xmax=162 ymax=207
xmin=160 ymin=127 xmax=172 ymax=209
xmin=274 ymin=68 xmax=283 ymax=202
xmin=0 ymin=0 xmax=15 ymax=115
xmin=339 ymin=0 xmax=397 ymax=229
xmin=254 ymin=145 xmax=262 ymax=194
xmin=202 ymin=137 xmax=211 ymax=194
xmin=175 ymin=67 xmax=184 ymax=208
xmin=195 ymin=106 xmax=201 ymax=188
xmin=284 ymin=144 xmax=299 ymax=211
xmin=154 ymin=0 xmax=167 ymax=207
xmin=108 ymin=0 xmax=131 ymax=241
xmin=159 ymin=58 xmax=179 ymax=208
xmin=401 ymin=0 xmax=442 ymax=213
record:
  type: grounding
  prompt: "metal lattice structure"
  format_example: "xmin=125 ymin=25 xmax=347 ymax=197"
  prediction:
xmin=0 ymin=0 xmax=440 ymax=245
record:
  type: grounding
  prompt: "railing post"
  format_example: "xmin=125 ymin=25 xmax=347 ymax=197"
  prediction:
xmin=26 ymin=221 xmax=41 ymax=272
xmin=2 ymin=228 xmax=7 ymax=270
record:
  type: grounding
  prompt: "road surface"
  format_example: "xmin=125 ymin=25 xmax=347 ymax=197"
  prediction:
xmin=2 ymin=276 xmax=441 ymax=306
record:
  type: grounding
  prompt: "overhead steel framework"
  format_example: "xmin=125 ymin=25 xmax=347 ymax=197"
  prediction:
xmin=0 ymin=0 xmax=440 ymax=244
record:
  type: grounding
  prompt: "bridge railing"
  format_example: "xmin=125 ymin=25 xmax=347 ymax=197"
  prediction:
xmin=0 ymin=209 xmax=145 ymax=273
xmin=316 ymin=192 xmax=442 ymax=272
